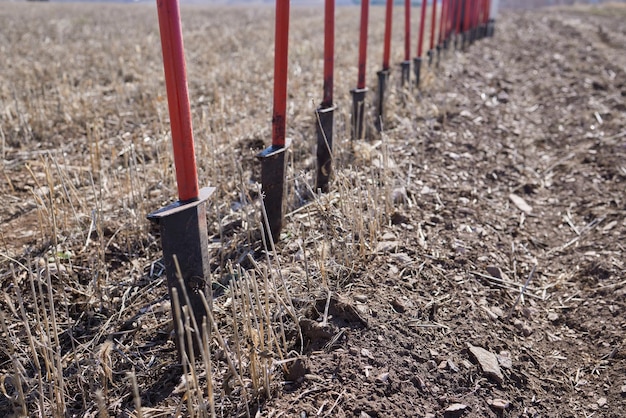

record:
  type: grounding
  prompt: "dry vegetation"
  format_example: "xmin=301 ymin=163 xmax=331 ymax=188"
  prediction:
xmin=1 ymin=2 xmax=625 ymax=417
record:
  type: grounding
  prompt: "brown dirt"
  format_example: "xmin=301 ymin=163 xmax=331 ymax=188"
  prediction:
xmin=0 ymin=3 xmax=625 ymax=418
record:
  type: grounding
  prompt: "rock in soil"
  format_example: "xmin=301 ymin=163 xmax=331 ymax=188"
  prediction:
xmin=444 ymin=403 xmax=469 ymax=417
xmin=468 ymin=345 xmax=505 ymax=385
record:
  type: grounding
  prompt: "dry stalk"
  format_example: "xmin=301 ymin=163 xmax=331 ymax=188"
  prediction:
xmin=44 ymin=262 xmax=66 ymax=416
xmin=12 ymin=263 xmax=45 ymax=414
xmin=201 ymin=293 xmax=251 ymax=418
xmin=201 ymin=318 xmax=216 ymax=418
xmin=128 ymin=368 xmax=143 ymax=418
xmin=0 ymin=309 xmax=28 ymax=416
xmin=170 ymin=287 xmax=196 ymax=417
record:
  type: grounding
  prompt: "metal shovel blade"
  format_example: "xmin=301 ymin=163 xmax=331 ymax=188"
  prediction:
xmin=376 ymin=69 xmax=390 ymax=132
xmin=256 ymin=139 xmax=291 ymax=243
xmin=413 ymin=57 xmax=422 ymax=88
xmin=487 ymin=19 xmax=495 ymax=37
xmin=350 ymin=87 xmax=368 ymax=141
xmin=400 ymin=60 xmax=411 ymax=87
xmin=315 ymin=105 xmax=336 ymax=193
xmin=148 ymin=186 xmax=215 ymax=359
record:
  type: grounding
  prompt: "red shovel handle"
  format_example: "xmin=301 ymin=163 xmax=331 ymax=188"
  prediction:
xmin=272 ymin=0 xmax=290 ymax=148
xmin=323 ymin=0 xmax=334 ymax=107
xmin=430 ymin=0 xmax=438 ymax=51
xmin=455 ymin=0 xmax=465 ymax=35
xmin=357 ymin=0 xmax=369 ymax=89
xmin=417 ymin=0 xmax=427 ymax=57
xmin=382 ymin=0 xmax=393 ymax=70
xmin=156 ymin=0 xmax=199 ymax=202
xmin=404 ymin=0 xmax=410 ymax=61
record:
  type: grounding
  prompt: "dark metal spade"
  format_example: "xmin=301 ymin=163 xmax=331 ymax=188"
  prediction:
xmin=150 ymin=0 xmax=214 ymax=359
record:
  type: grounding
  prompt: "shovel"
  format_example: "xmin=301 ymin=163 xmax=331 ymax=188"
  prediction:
xmin=149 ymin=0 xmax=214 ymax=359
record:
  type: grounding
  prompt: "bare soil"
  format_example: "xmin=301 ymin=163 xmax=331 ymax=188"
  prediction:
xmin=0 ymin=3 xmax=625 ymax=418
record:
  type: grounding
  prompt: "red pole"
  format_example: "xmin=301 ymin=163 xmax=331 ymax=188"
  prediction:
xmin=357 ymin=0 xmax=369 ymax=89
xmin=449 ymin=1 xmax=454 ymax=39
xmin=417 ymin=0 xmax=427 ymax=57
xmin=429 ymin=0 xmax=438 ymax=51
xmin=480 ymin=0 xmax=486 ymax=25
xmin=156 ymin=0 xmax=199 ymax=203
xmin=464 ymin=0 xmax=471 ymax=33
xmin=456 ymin=0 xmax=463 ymax=34
xmin=404 ymin=0 xmax=410 ymax=62
xmin=443 ymin=0 xmax=454 ymax=39
xmin=272 ymin=0 xmax=290 ymax=148
xmin=475 ymin=0 xmax=479 ymax=29
xmin=322 ymin=0 xmax=334 ymax=108
xmin=438 ymin=0 xmax=446 ymax=46
xmin=474 ymin=0 xmax=479 ymax=30
xmin=484 ymin=0 xmax=490 ymax=24
xmin=470 ymin=0 xmax=476 ymax=30
xmin=480 ymin=0 xmax=485 ymax=26
xmin=382 ymin=0 xmax=393 ymax=70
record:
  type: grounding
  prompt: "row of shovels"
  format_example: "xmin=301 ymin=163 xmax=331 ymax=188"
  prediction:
xmin=149 ymin=0 xmax=496 ymax=357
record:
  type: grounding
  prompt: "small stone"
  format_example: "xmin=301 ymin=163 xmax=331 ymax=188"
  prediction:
xmin=354 ymin=294 xmax=368 ymax=303
xmin=597 ymin=397 xmax=607 ymax=407
xmin=284 ymin=359 xmax=309 ymax=382
xmin=375 ymin=372 xmax=390 ymax=383
xmin=513 ymin=319 xmax=533 ymax=336
xmin=547 ymin=312 xmax=560 ymax=322
xmin=391 ymin=298 xmax=406 ymax=313
xmin=522 ymin=307 xmax=535 ymax=319
xmin=390 ymin=211 xmax=410 ymax=225
xmin=447 ymin=359 xmax=459 ymax=373
xmin=444 ymin=403 xmax=468 ymax=417
xmin=438 ymin=360 xmax=448 ymax=370
xmin=469 ymin=345 xmax=504 ymax=384
xmin=489 ymin=398 xmax=510 ymax=410
xmin=486 ymin=266 xmax=510 ymax=282
xmin=621 ymin=384 xmax=626 ymax=394
xmin=361 ymin=348 xmax=374 ymax=360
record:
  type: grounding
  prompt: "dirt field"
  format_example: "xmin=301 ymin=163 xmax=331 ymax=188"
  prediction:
xmin=0 ymin=2 xmax=625 ymax=417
